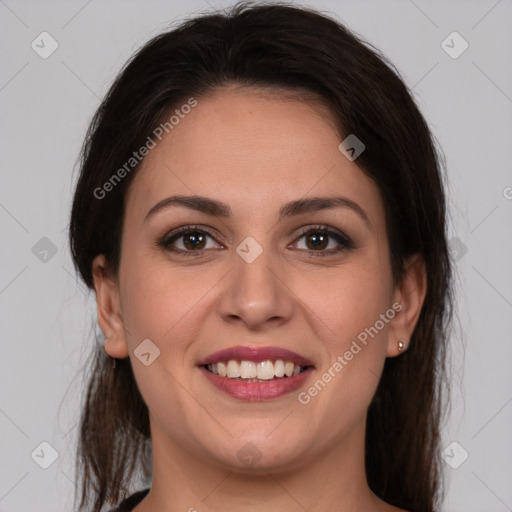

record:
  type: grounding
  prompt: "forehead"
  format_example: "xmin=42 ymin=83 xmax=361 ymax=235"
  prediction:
xmin=126 ymin=87 xmax=384 ymax=226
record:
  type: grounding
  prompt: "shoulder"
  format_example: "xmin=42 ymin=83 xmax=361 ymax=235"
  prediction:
xmin=107 ymin=488 xmax=150 ymax=512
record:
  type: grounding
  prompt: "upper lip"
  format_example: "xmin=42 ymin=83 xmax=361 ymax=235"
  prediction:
xmin=197 ymin=345 xmax=315 ymax=367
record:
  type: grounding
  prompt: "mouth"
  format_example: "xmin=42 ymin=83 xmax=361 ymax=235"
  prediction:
xmin=197 ymin=346 xmax=315 ymax=401
xmin=203 ymin=360 xmax=310 ymax=382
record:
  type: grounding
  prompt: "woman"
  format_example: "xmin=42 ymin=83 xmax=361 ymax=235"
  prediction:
xmin=69 ymin=2 xmax=453 ymax=511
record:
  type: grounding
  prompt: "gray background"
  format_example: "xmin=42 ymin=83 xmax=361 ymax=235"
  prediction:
xmin=1 ymin=0 xmax=511 ymax=510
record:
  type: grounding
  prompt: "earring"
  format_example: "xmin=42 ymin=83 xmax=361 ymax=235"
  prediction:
xmin=112 ymin=357 xmax=117 ymax=369
xmin=397 ymin=341 xmax=406 ymax=352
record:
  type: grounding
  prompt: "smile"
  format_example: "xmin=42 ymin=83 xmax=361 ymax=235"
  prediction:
xmin=198 ymin=346 xmax=315 ymax=400
xmin=205 ymin=359 xmax=308 ymax=381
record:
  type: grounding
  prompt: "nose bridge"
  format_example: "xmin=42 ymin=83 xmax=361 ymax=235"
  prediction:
xmin=217 ymin=234 xmax=293 ymax=328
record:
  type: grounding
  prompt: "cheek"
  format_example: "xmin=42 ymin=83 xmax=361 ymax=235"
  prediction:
xmin=118 ymin=257 xmax=217 ymax=430
xmin=119 ymin=250 xmax=222 ymax=354
xmin=295 ymin=253 xmax=393 ymax=412
xmin=300 ymin=261 xmax=392 ymax=350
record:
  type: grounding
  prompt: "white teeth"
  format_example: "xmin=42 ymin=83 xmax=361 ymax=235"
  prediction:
xmin=217 ymin=361 xmax=227 ymax=377
xmin=274 ymin=360 xmax=285 ymax=378
xmin=256 ymin=360 xmax=275 ymax=380
xmin=240 ymin=360 xmax=257 ymax=378
xmin=226 ymin=360 xmax=241 ymax=378
xmin=207 ymin=359 xmax=307 ymax=380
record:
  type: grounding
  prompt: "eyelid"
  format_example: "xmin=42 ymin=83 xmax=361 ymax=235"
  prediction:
xmin=158 ymin=223 xmax=355 ymax=256
xmin=290 ymin=224 xmax=355 ymax=253
xmin=293 ymin=224 xmax=352 ymax=243
xmin=158 ymin=225 xmax=223 ymax=254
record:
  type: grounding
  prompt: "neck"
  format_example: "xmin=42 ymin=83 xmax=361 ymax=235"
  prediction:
xmin=133 ymin=414 xmax=390 ymax=512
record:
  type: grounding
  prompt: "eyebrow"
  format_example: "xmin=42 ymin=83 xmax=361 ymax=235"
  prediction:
xmin=144 ymin=194 xmax=372 ymax=230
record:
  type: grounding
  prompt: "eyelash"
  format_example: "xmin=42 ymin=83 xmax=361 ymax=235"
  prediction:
xmin=158 ymin=224 xmax=355 ymax=258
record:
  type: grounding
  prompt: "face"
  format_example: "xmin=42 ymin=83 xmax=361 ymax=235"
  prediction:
xmin=94 ymin=86 xmax=424 ymax=474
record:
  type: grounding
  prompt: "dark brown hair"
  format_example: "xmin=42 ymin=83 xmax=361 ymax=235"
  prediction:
xmin=69 ymin=2 xmax=453 ymax=510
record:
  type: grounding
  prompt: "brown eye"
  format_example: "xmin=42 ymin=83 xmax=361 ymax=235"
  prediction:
xmin=292 ymin=226 xmax=354 ymax=256
xmin=159 ymin=226 xmax=224 ymax=256
xmin=182 ymin=232 xmax=206 ymax=250
xmin=304 ymin=232 xmax=329 ymax=250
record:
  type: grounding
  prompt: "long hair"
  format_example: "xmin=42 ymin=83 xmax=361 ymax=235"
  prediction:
xmin=69 ymin=3 xmax=453 ymax=510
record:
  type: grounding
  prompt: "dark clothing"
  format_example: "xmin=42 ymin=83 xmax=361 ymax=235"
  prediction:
xmin=108 ymin=488 xmax=150 ymax=512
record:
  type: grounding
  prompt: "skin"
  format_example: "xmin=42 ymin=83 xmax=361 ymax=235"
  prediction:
xmin=93 ymin=86 xmax=426 ymax=512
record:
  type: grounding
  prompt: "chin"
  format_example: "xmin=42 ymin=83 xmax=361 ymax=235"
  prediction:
xmin=206 ymin=429 xmax=310 ymax=473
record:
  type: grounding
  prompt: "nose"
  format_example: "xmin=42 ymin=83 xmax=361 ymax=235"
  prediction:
xmin=217 ymin=243 xmax=294 ymax=331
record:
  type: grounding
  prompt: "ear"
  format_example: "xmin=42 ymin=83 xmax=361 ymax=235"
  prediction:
xmin=386 ymin=254 xmax=427 ymax=357
xmin=92 ymin=254 xmax=129 ymax=359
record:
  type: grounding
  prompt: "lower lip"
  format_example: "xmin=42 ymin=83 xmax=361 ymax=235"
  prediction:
xmin=200 ymin=366 xmax=313 ymax=401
